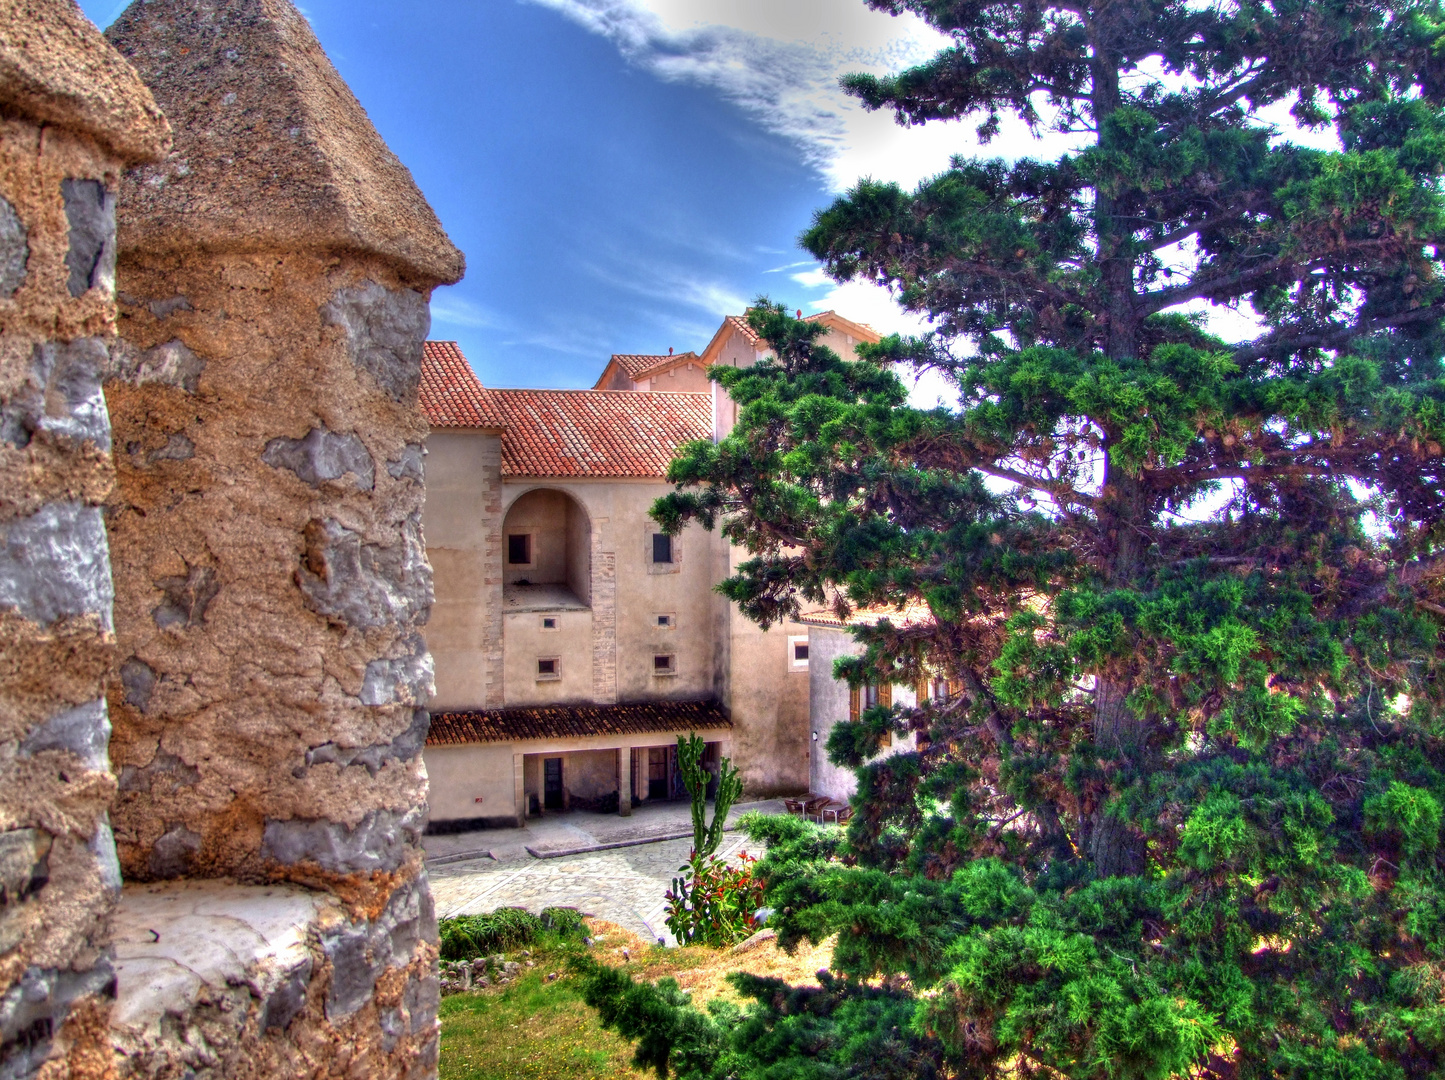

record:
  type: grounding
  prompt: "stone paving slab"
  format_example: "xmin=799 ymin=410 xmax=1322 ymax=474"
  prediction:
xmin=429 ymin=832 xmax=760 ymax=945
xmin=423 ymin=799 xmax=788 ymax=865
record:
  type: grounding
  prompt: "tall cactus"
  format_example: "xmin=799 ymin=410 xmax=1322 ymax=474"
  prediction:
xmin=677 ymin=732 xmax=740 ymax=857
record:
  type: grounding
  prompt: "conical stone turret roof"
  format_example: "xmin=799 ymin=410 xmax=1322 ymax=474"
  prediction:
xmin=106 ymin=0 xmax=464 ymax=284
xmin=0 ymin=0 xmax=170 ymax=162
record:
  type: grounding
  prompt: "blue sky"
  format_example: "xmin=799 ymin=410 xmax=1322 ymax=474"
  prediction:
xmin=78 ymin=0 xmax=969 ymax=390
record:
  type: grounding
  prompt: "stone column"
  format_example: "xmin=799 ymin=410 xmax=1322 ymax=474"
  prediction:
xmin=0 ymin=4 xmax=169 ymax=1076
xmin=102 ymin=0 xmax=463 ymax=1075
xmin=617 ymin=746 xmax=632 ymax=817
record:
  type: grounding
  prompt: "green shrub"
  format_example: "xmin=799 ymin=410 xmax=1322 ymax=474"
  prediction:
xmin=438 ymin=906 xmax=586 ymax=961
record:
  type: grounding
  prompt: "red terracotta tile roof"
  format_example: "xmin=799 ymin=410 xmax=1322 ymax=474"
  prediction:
xmin=629 ymin=351 xmax=702 ymax=381
xmin=797 ymin=600 xmax=935 ymax=630
xmin=420 ymin=342 xmax=712 ymax=477
xmin=611 ymin=352 xmax=697 ymax=378
xmin=426 ymin=699 xmax=732 ymax=745
xmin=723 ymin=314 xmax=761 ymax=347
xmin=420 ymin=341 xmax=507 ymax=428
xmin=488 ymin=386 xmax=710 ymax=478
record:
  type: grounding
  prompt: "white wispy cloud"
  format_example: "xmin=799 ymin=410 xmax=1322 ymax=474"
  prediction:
xmin=429 ymin=291 xmax=508 ymax=330
xmin=525 ymin=0 xmax=975 ymax=192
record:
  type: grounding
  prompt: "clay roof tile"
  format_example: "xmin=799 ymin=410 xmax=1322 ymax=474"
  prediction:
xmin=426 ymin=699 xmax=732 ymax=745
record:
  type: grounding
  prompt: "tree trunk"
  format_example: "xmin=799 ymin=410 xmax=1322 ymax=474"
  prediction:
xmin=1088 ymin=674 xmax=1146 ymax=877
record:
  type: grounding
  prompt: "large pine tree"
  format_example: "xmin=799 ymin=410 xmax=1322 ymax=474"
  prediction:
xmin=586 ymin=2 xmax=1445 ymax=1077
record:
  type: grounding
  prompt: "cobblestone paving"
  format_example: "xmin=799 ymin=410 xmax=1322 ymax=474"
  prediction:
xmin=429 ymin=831 xmax=756 ymax=945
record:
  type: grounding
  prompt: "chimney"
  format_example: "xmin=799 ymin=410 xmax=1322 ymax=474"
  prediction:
xmin=796 ymin=309 xmax=802 ymax=318
xmin=669 ymin=346 xmax=674 ymax=355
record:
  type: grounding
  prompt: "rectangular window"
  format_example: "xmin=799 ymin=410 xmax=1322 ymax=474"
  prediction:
xmin=656 ymin=613 xmax=675 ymax=628
xmin=652 ymin=533 xmax=673 ymax=563
xmin=653 ymin=654 xmax=676 ymax=675
xmin=507 ymin=533 xmax=531 ymax=565
xmin=537 ymin=657 xmax=560 ymax=680
xmin=540 ymin=616 xmax=558 ymax=631
xmin=788 ymin=635 xmax=809 ymax=670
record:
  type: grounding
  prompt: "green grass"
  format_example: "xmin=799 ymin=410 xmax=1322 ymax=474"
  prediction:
xmin=437 ymin=921 xmax=826 ymax=1080
xmin=439 ymin=968 xmax=643 ymax=1080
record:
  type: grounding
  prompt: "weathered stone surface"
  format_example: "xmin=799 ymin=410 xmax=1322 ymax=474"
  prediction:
xmin=0 ymin=962 xmax=115 ymax=1079
xmin=0 ymin=0 xmax=170 ymax=164
xmin=0 ymin=196 xmax=27 ymax=299
xmin=18 ymin=699 xmax=109 ymax=771
xmin=296 ymin=515 xmax=432 ymax=630
xmin=300 ymin=707 xmax=429 ymax=779
xmin=145 ymin=824 xmax=200 ymax=879
xmin=262 ymin=426 xmax=375 ymax=490
xmin=263 ymin=805 xmax=425 ymax=876
xmin=107 ymin=337 xmax=205 ymax=392
xmin=61 ymin=176 xmax=115 ymax=298
xmin=106 ymin=0 xmax=462 ymax=285
xmin=0 ymin=30 xmax=146 ymax=1062
xmin=323 ymin=280 xmax=430 ymax=403
xmin=150 ymin=563 xmax=218 ymax=629
xmin=0 ymin=501 xmax=113 ymax=628
xmin=110 ymin=878 xmax=441 ymax=1079
xmin=386 ymin=443 xmax=424 ymax=484
xmin=117 ymin=658 xmax=155 ymax=714
xmin=360 ymin=634 xmax=433 ymax=707
xmin=0 ymin=338 xmax=111 ymax=452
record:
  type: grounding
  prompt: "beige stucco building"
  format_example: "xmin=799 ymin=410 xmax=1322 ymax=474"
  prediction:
xmin=419 ymin=312 xmax=880 ymax=828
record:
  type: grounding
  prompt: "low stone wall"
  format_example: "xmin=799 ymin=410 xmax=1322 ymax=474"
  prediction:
xmin=110 ymin=879 xmax=439 ymax=1079
xmin=0 ymin=3 xmax=169 ymax=1075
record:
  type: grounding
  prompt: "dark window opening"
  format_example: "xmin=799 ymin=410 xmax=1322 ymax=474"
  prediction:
xmin=657 ymin=614 xmax=673 ymax=627
xmin=652 ymin=533 xmax=673 ymax=563
xmin=654 ymin=654 xmax=675 ymax=673
xmin=794 ymin=643 xmax=809 ymax=662
xmin=542 ymin=617 xmax=557 ymax=629
xmin=537 ymin=658 xmax=557 ymax=677
xmin=507 ymin=533 xmax=531 ymax=565
xmin=544 ymin=757 xmax=564 ymax=810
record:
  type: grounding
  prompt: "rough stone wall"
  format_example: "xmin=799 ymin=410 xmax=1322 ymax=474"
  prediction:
xmin=0 ymin=3 xmax=168 ymax=1076
xmin=104 ymin=255 xmax=435 ymax=896
xmin=108 ymin=878 xmax=439 ymax=1079
xmin=95 ymin=0 xmax=463 ymax=1075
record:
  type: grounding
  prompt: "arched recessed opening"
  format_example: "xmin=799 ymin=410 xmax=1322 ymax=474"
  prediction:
xmin=502 ymin=488 xmax=591 ymax=610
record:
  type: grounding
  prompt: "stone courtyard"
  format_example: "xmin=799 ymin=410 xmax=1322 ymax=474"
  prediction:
xmin=425 ymin=800 xmax=786 ymax=944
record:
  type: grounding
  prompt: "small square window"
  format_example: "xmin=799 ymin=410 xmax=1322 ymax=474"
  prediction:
xmin=656 ymin=613 xmax=675 ymax=629
xmin=652 ymin=533 xmax=673 ymax=564
xmin=788 ymin=635 xmax=809 ymax=670
xmin=653 ymin=654 xmax=676 ymax=675
xmin=537 ymin=657 xmax=560 ymax=680
xmin=540 ymin=616 xmax=559 ymax=631
xmin=507 ymin=534 xmax=531 ymax=565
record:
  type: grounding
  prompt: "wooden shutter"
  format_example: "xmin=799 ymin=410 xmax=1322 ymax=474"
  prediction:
xmin=849 ymin=687 xmax=860 ymax=722
xmin=879 ymin=683 xmax=892 ymax=708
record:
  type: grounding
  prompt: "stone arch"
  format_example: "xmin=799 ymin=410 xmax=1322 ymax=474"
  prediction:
xmin=502 ymin=487 xmax=592 ymax=606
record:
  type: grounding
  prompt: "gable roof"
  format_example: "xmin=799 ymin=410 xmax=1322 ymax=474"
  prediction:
xmin=426 ymin=699 xmax=732 ymax=745
xmin=419 ymin=341 xmax=711 ymax=478
xmin=699 ymin=310 xmax=882 ymax=369
xmin=420 ymin=341 xmax=507 ymax=428
xmin=593 ymin=351 xmax=702 ymax=390
xmin=487 ymin=387 xmax=710 ymax=478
